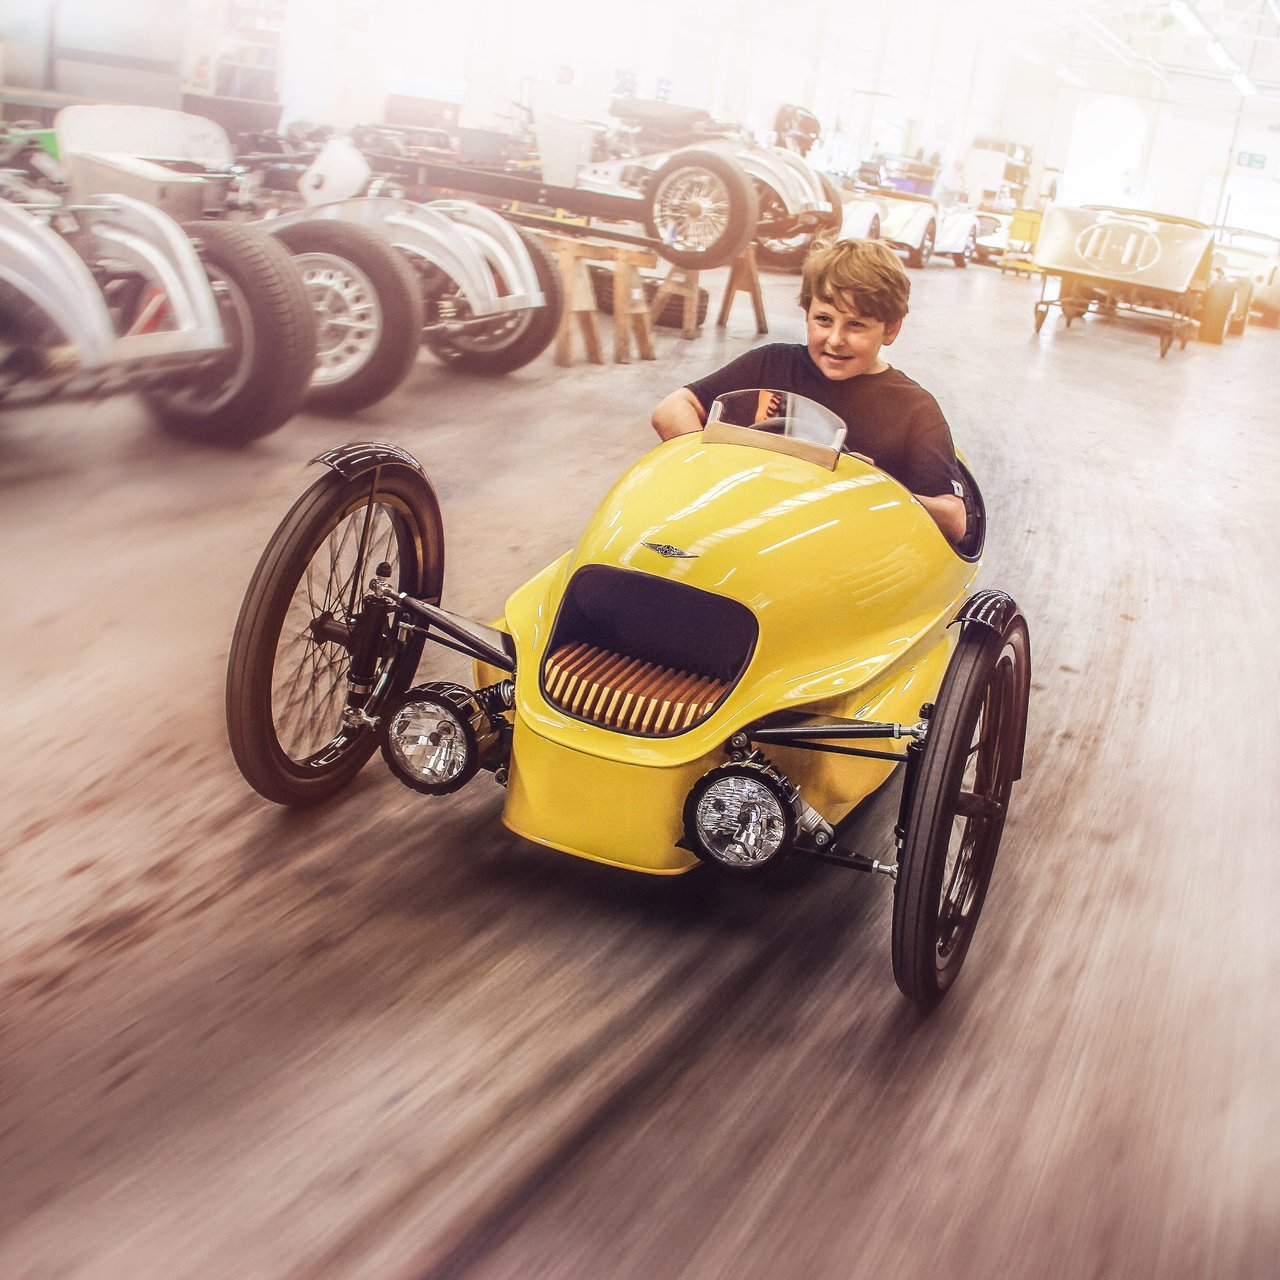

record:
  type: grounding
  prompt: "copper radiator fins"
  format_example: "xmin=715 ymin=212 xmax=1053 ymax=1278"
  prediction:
xmin=543 ymin=641 xmax=730 ymax=735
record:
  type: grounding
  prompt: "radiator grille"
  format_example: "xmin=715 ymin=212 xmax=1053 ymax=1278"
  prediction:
xmin=543 ymin=641 xmax=730 ymax=736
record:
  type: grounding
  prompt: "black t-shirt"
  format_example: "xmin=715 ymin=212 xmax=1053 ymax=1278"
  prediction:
xmin=686 ymin=344 xmax=961 ymax=498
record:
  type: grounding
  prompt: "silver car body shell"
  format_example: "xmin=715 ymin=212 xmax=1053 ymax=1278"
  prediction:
xmin=573 ymin=138 xmax=831 ymax=219
xmin=56 ymin=105 xmax=544 ymax=321
xmin=0 ymin=192 xmax=224 ymax=375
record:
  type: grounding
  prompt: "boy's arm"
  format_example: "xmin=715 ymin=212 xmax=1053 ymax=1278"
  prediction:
xmin=914 ymin=492 xmax=967 ymax=546
xmin=652 ymin=388 xmax=707 ymax=440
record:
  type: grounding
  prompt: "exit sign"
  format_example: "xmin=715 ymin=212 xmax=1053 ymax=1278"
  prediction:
xmin=1237 ymin=151 xmax=1266 ymax=169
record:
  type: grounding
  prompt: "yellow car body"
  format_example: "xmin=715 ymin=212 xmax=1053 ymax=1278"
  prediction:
xmin=479 ymin=424 xmax=979 ymax=874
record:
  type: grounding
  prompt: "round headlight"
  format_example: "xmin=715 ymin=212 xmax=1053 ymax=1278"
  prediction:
xmin=381 ymin=682 xmax=487 ymax=795
xmin=683 ymin=762 xmax=796 ymax=870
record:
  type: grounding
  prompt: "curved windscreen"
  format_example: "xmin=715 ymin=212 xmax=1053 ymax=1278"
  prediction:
xmin=706 ymin=389 xmax=847 ymax=460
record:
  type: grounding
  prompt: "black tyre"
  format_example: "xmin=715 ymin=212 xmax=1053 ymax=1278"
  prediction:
xmin=1197 ymin=279 xmax=1234 ymax=344
xmin=953 ymin=228 xmax=976 ymax=268
xmin=643 ymin=149 xmax=758 ymax=270
xmin=906 ymin=220 xmax=935 ymax=269
xmin=271 ymin=219 xmax=424 ymax=413
xmin=586 ymin=263 xmax=710 ymax=328
xmin=421 ymin=226 xmax=563 ymax=374
xmin=892 ymin=616 xmax=1031 ymax=1008
xmin=145 ymin=221 xmax=316 ymax=445
xmin=226 ymin=465 xmax=444 ymax=807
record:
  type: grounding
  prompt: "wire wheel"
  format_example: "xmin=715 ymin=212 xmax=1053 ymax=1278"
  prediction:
xmin=226 ymin=466 xmax=443 ymax=807
xmin=643 ymin=150 xmax=757 ymax=270
xmin=892 ymin=617 xmax=1031 ymax=1007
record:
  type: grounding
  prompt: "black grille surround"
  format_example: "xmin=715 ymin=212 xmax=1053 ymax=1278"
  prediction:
xmin=540 ymin=565 xmax=758 ymax=738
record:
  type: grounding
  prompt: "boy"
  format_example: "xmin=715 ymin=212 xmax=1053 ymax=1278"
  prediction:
xmin=651 ymin=238 xmax=967 ymax=545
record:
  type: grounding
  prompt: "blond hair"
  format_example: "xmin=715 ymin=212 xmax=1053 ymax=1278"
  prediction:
xmin=799 ymin=238 xmax=911 ymax=324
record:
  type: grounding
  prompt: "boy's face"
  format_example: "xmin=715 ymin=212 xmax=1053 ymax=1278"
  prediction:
xmin=805 ymin=295 xmax=902 ymax=380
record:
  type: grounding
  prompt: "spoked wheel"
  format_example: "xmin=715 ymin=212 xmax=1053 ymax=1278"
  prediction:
xmin=892 ymin=617 xmax=1031 ymax=1007
xmin=643 ymin=149 xmax=758 ymax=270
xmin=226 ymin=465 xmax=444 ymax=806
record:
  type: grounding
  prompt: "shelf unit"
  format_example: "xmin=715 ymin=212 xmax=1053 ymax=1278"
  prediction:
xmin=212 ymin=0 xmax=284 ymax=105
xmin=966 ymin=137 xmax=1032 ymax=206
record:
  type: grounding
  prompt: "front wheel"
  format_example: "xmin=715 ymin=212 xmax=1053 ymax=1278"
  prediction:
xmin=421 ymin=226 xmax=563 ymax=375
xmin=226 ymin=465 xmax=444 ymax=807
xmin=271 ymin=219 xmax=424 ymax=413
xmin=953 ymin=229 xmax=975 ymax=268
xmin=892 ymin=617 xmax=1031 ymax=1007
xmin=643 ymin=149 xmax=758 ymax=270
xmin=144 ymin=221 xmax=316 ymax=446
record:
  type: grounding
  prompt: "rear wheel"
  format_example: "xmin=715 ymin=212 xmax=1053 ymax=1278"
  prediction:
xmin=643 ymin=150 xmax=758 ymax=270
xmin=226 ymin=466 xmax=443 ymax=807
xmin=421 ymin=226 xmax=562 ymax=374
xmin=892 ymin=617 xmax=1031 ymax=1007
xmin=272 ymin=219 xmax=424 ymax=412
xmin=145 ymin=221 xmax=315 ymax=446
xmin=953 ymin=229 xmax=976 ymax=268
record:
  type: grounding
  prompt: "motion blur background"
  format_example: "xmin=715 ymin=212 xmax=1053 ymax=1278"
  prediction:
xmin=1 ymin=2 xmax=1278 ymax=1278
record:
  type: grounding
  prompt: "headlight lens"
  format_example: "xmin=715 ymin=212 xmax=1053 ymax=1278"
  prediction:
xmin=381 ymin=682 xmax=486 ymax=794
xmin=684 ymin=762 xmax=795 ymax=869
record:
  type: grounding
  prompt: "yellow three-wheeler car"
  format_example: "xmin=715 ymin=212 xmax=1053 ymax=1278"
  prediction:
xmin=227 ymin=390 xmax=1031 ymax=1007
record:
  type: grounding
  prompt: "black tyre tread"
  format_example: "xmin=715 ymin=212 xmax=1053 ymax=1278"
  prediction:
xmin=226 ymin=467 xmax=441 ymax=807
xmin=587 ymin=263 xmax=710 ymax=327
xmin=892 ymin=618 xmax=1029 ymax=1008
xmin=272 ymin=219 xmax=424 ymax=412
xmin=643 ymin=150 xmax=759 ymax=270
xmin=423 ymin=225 xmax=563 ymax=375
xmin=147 ymin=221 xmax=316 ymax=445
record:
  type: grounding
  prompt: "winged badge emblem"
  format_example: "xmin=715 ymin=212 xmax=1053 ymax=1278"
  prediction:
xmin=641 ymin=541 xmax=698 ymax=559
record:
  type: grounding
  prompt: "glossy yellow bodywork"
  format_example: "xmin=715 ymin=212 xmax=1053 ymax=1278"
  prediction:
xmin=485 ymin=433 xmax=981 ymax=873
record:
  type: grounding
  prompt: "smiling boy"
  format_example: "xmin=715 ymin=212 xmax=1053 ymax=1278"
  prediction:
xmin=651 ymin=238 xmax=967 ymax=544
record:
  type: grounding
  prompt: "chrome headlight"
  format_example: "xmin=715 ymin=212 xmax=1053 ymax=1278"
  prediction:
xmin=683 ymin=760 xmax=797 ymax=870
xmin=380 ymin=681 xmax=495 ymax=795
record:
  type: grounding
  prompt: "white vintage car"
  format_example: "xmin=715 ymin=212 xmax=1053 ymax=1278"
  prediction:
xmin=873 ymin=190 xmax=980 ymax=268
xmin=1212 ymin=226 xmax=1280 ymax=331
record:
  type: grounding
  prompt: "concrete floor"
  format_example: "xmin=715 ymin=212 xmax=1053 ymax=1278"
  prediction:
xmin=1 ymin=258 xmax=1277 ymax=1280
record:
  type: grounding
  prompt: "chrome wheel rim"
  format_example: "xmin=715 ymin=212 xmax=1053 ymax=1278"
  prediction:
xmin=652 ymin=168 xmax=732 ymax=253
xmin=295 ymin=251 xmax=382 ymax=386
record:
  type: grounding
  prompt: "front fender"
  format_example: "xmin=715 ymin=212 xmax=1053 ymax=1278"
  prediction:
xmin=265 ymin=197 xmax=539 ymax=317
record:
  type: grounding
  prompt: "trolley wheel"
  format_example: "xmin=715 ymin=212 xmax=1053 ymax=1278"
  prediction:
xmin=892 ymin=616 xmax=1032 ymax=1008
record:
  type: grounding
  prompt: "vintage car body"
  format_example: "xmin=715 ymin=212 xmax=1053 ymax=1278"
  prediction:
xmin=492 ymin=427 xmax=977 ymax=873
xmin=226 ymin=390 xmax=1031 ymax=1007
xmin=1032 ymin=203 xmax=1237 ymax=355
xmin=975 ymin=211 xmax=1011 ymax=264
xmin=870 ymin=189 xmax=980 ymax=268
xmin=1213 ymin=226 xmax=1280 ymax=329
xmin=0 ymin=131 xmax=314 ymax=443
xmin=54 ymin=105 xmax=559 ymax=399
